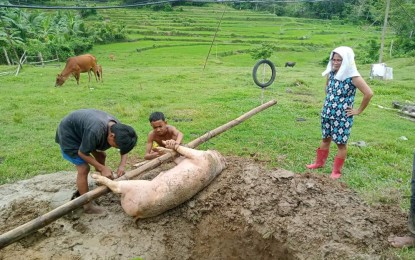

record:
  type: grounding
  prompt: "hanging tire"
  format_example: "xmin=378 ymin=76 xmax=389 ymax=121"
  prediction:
xmin=252 ymin=59 xmax=276 ymax=88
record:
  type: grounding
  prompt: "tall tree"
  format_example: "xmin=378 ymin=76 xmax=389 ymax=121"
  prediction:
xmin=0 ymin=6 xmax=24 ymax=64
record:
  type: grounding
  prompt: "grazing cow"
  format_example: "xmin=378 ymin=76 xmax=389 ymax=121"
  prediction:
xmin=92 ymin=140 xmax=227 ymax=220
xmin=55 ymin=54 xmax=98 ymax=87
xmin=285 ymin=62 xmax=296 ymax=68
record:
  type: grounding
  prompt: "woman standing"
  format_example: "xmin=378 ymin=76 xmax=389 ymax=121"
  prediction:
xmin=306 ymin=46 xmax=373 ymax=179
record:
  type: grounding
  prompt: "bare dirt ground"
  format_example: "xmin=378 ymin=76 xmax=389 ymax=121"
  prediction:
xmin=0 ymin=156 xmax=409 ymax=259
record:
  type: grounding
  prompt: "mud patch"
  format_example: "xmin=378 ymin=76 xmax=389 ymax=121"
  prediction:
xmin=0 ymin=157 xmax=408 ymax=259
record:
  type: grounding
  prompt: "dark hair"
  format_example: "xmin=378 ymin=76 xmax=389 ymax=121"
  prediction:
xmin=110 ymin=123 xmax=138 ymax=155
xmin=149 ymin=112 xmax=165 ymax=122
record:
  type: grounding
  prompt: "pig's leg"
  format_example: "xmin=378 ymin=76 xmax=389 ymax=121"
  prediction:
xmin=153 ymin=146 xmax=175 ymax=156
xmin=91 ymin=173 xmax=122 ymax=193
xmin=161 ymin=140 xmax=205 ymax=159
xmin=174 ymin=145 xmax=204 ymax=159
xmin=152 ymin=146 xmax=181 ymax=164
xmin=154 ymin=146 xmax=186 ymax=163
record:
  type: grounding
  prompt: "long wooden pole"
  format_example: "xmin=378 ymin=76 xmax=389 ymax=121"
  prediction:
xmin=0 ymin=99 xmax=277 ymax=249
xmin=203 ymin=5 xmax=226 ymax=70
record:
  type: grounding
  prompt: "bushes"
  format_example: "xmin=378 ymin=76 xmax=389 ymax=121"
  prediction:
xmin=151 ymin=3 xmax=173 ymax=12
xmin=356 ymin=39 xmax=380 ymax=64
xmin=0 ymin=5 xmax=127 ymax=65
xmin=394 ymin=38 xmax=415 ymax=58
xmin=70 ymin=39 xmax=94 ymax=56
xmin=250 ymin=42 xmax=275 ymax=60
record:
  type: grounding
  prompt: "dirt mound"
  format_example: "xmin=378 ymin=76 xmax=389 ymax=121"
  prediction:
xmin=0 ymin=157 xmax=407 ymax=259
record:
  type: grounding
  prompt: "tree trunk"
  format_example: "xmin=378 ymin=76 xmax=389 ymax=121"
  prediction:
xmin=5 ymin=30 xmax=20 ymax=65
xmin=38 ymin=52 xmax=44 ymax=67
xmin=8 ymin=39 xmax=19 ymax=65
xmin=2 ymin=47 xmax=11 ymax=66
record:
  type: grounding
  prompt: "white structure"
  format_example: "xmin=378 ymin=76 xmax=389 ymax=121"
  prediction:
xmin=370 ymin=63 xmax=393 ymax=80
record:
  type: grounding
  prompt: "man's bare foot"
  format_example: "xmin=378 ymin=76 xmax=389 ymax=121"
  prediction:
xmin=83 ymin=202 xmax=106 ymax=214
xmin=388 ymin=235 xmax=415 ymax=248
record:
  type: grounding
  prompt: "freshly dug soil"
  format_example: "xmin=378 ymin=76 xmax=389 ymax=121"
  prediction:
xmin=0 ymin=157 xmax=407 ymax=259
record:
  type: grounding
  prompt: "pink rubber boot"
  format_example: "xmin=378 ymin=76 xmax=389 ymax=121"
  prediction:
xmin=306 ymin=148 xmax=329 ymax=169
xmin=330 ymin=157 xmax=345 ymax=179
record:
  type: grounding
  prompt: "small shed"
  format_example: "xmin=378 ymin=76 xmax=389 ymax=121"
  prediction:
xmin=370 ymin=63 xmax=393 ymax=80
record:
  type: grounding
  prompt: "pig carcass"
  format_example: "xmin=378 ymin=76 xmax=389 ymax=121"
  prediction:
xmin=92 ymin=141 xmax=226 ymax=220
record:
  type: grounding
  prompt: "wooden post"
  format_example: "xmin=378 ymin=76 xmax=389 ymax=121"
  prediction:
xmin=389 ymin=39 xmax=393 ymax=58
xmin=0 ymin=99 xmax=277 ymax=249
xmin=379 ymin=0 xmax=390 ymax=63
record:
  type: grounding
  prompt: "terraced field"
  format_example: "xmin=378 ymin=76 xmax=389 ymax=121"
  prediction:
xmin=92 ymin=4 xmax=381 ymax=66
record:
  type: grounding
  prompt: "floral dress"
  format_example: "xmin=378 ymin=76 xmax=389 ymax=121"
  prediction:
xmin=321 ymin=71 xmax=357 ymax=144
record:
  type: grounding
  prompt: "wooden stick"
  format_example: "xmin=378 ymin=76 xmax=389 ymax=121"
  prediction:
xmin=0 ymin=99 xmax=277 ymax=249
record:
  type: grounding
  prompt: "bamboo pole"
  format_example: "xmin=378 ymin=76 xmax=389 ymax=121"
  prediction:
xmin=0 ymin=99 xmax=277 ymax=249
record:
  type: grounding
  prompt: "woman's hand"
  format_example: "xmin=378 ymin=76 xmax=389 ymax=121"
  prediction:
xmin=345 ymin=107 xmax=359 ymax=117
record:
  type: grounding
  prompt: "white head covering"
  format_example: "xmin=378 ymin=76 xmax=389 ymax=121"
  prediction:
xmin=322 ymin=46 xmax=360 ymax=81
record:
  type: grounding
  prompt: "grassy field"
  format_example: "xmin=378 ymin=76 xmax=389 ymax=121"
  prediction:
xmin=1 ymin=3 xmax=415 ymax=256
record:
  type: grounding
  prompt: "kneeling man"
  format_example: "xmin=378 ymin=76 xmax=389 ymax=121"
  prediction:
xmin=92 ymin=140 xmax=226 ymax=220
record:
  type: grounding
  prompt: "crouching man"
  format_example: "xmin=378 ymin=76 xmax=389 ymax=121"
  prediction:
xmin=92 ymin=140 xmax=226 ymax=220
xmin=56 ymin=109 xmax=138 ymax=214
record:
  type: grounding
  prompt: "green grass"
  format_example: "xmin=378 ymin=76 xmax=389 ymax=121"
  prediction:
xmin=1 ymin=4 xmax=414 ymax=256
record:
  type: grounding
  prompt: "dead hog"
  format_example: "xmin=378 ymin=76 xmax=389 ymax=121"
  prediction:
xmin=92 ymin=140 xmax=226 ymax=220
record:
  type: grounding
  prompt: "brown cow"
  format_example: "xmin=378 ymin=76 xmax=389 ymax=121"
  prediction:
xmin=55 ymin=54 xmax=98 ymax=87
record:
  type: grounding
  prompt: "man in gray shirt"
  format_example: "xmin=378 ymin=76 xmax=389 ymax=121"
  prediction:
xmin=56 ymin=109 xmax=137 ymax=214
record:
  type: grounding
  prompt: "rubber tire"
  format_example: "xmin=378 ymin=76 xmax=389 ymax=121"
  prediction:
xmin=252 ymin=59 xmax=276 ymax=88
